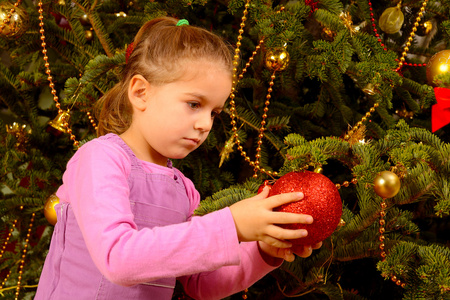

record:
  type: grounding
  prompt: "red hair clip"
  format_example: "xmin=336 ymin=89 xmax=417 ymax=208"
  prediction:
xmin=125 ymin=42 xmax=134 ymax=64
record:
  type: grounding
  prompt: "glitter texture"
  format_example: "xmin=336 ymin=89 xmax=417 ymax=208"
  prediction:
xmin=269 ymin=171 xmax=342 ymax=245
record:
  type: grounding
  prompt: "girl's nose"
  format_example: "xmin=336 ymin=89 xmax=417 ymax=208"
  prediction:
xmin=194 ymin=112 xmax=214 ymax=132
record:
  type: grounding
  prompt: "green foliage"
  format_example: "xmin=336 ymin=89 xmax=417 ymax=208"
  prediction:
xmin=1 ymin=0 xmax=450 ymax=299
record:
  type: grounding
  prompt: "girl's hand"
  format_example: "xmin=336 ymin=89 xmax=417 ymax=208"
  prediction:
xmin=229 ymin=186 xmax=313 ymax=249
xmin=258 ymin=241 xmax=323 ymax=262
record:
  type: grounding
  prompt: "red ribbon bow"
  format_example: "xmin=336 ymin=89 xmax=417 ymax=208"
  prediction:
xmin=432 ymin=87 xmax=450 ymax=132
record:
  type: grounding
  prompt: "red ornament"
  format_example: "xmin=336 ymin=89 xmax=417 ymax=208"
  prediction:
xmin=432 ymin=87 xmax=450 ymax=132
xmin=269 ymin=171 xmax=342 ymax=245
xmin=305 ymin=0 xmax=320 ymax=14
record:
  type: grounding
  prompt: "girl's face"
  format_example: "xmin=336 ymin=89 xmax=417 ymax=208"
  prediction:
xmin=123 ymin=61 xmax=232 ymax=166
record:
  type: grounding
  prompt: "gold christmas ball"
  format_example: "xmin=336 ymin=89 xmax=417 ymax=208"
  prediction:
xmin=426 ymin=50 xmax=450 ymax=87
xmin=0 ymin=2 xmax=29 ymax=38
xmin=265 ymin=48 xmax=290 ymax=71
xmin=80 ymin=14 xmax=90 ymax=26
xmin=44 ymin=193 xmax=60 ymax=225
xmin=379 ymin=5 xmax=404 ymax=34
xmin=85 ymin=29 xmax=94 ymax=42
xmin=374 ymin=171 xmax=401 ymax=199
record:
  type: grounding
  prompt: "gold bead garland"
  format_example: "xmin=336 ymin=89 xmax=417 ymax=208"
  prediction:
xmin=334 ymin=177 xmax=358 ymax=190
xmin=14 ymin=212 xmax=35 ymax=299
xmin=37 ymin=1 xmax=80 ymax=148
xmin=0 ymin=218 xmax=19 ymax=261
xmin=396 ymin=0 xmax=428 ymax=72
xmin=344 ymin=103 xmax=379 ymax=141
xmin=378 ymin=200 xmax=406 ymax=288
xmin=0 ymin=207 xmax=37 ymax=299
xmin=229 ymin=4 xmax=288 ymax=179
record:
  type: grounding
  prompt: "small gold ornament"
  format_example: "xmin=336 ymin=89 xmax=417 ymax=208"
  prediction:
xmin=395 ymin=108 xmax=414 ymax=119
xmin=313 ymin=166 xmax=323 ymax=174
xmin=0 ymin=1 xmax=29 ymax=38
xmin=426 ymin=50 xmax=450 ymax=87
xmin=6 ymin=122 xmax=29 ymax=151
xmin=219 ymin=136 xmax=236 ymax=167
xmin=80 ymin=14 xmax=90 ymax=26
xmin=374 ymin=171 xmax=401 ymax=199
xmin=85 ymin=29 xmax=94 ymax=42
xmin=379 ymin=3 xmax=404 ymax=34
xmin=339 ymin=12 xmax=359 ymax=36
xmin=57 ymin=0 xmax=66 ymax=5
xmin=48 ymin=110 xmax=71 ymax=134
xmin=416 ymin=20 xmax=433 ymax=36
xmin=362 ymin=83 xmax=377 ymax=95
xmin=322 ymin=27 xmax=336 ymax=40
xmin=265 ymin=48 xmax=290 ymax=71
xmin=44 ymin=193 xmax=60 ymax=225
xmin=116 ymin=11 xmax=127 ymax=17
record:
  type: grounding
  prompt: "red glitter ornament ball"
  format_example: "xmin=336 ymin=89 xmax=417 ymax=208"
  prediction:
xmin=269 ymin=171 xmax=342 ymax=246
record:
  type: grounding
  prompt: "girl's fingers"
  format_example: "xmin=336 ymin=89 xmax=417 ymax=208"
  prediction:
xmin=265 ymin=192 xmax=304 ymax=208
xmin=312 ymin=241 xmax=322 ymax=249
xmin=270 ymin=211 xmax=313 ymax=225
xmin=266 ymin=224 xmax=309 ymax=241
xmin=262 ymin=236 xmax=293 ymax=249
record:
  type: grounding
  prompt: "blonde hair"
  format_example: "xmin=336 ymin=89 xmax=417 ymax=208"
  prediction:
xmin=96 ymin=17 xmax=233 ymax=136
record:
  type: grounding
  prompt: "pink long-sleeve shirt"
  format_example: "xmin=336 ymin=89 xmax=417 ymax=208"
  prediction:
xmin=35 ymin=133 xmax=280 ymax=299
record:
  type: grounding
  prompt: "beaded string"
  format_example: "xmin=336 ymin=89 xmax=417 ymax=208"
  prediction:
xmin=395 ymin=0 xmax=428 ymax=71
xmin=344 ymin=103 xmax=379 ymax=141
xmin=14 ymin=212 xmax=35 ymax=299
xmin=38 ymin=2 xmax=98 ymax=146
xmin=378 ymin=200 xmax=406 ymax=288
xmin=0 ymin=207 xmax=37 ymax=299
xmin=230 ymin=4 xmax=287 ymax=179
xmin=367 ymin=0 xmax=427 ymax=70
xmin=37 ymin=2 xmax=80 ymax=148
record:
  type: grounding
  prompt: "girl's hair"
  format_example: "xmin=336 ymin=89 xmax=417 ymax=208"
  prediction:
xmin=96 ymin=17 xmax=234 ymax=136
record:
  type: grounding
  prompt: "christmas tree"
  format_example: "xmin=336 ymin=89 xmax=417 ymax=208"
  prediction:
xmin=1 ymin=0 xmax=450 ymax=299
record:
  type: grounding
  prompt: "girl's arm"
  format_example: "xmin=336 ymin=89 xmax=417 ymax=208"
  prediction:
xmin=178 ymin=241 xmax=281 ymax=300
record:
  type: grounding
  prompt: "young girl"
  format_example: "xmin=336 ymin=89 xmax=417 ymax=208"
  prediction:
xmin=35 ymin=17 xmax=321 ymax=300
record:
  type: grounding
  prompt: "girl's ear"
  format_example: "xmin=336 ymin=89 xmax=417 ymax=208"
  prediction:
xmin=128 ymin=75 xmax=151 ymax=111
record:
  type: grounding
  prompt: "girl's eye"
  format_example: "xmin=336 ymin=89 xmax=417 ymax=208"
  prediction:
xmin=188 ymin=102 xmax=200 ymax=109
